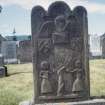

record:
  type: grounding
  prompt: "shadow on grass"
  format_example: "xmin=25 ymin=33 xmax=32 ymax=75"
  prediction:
xmin=8 ymin=72 xmax=32 ymax=76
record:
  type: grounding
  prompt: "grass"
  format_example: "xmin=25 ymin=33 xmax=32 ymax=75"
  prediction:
xmin=0 ymin=59 xmax=105 ymax=105
xmin=90 ymin=59 xmax=105 ymax=96
xmin=0 ymin=63 xmax=33 ymax=105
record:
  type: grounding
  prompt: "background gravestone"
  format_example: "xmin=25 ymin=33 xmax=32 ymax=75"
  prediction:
xmin=100 ymin=34 xmax=105 ymax=59
xmin=0 ymin=66 xmax=6 ymax=78
xmin=18 ymin=40 xmax=32 ymax=63
xmin=31 ymin=1 xmax=90 ymax=104
xmin=0 ymin=54 xmax=6 ymax=78
xmin=1 ymin=41 xmax=18 ymax=64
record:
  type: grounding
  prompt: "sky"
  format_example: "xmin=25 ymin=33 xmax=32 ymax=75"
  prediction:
xmin=0 ymin=0 xmax=105 ymax=36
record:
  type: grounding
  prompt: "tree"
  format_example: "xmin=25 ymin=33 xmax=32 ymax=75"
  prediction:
xmin=0 ymin=5 xmax=2 ymax=13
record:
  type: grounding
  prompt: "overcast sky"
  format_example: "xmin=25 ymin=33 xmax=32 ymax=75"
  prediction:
xmin=0 ymin=0 xmax=105 ymax=36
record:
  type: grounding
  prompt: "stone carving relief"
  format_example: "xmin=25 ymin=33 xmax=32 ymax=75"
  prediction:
xmin=40 ymin=61 xmax=53 ymax=95
xmin=31 ymin=1 xmax=89 ymax=103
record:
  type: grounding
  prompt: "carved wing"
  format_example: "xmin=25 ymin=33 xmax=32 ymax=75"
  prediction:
xmin=65 ymin=15 xmax=80 ymax=39
xmin=38 ymin=21 xmax=55 ymax=38
xmin=31 ymin=6 xmax=46 ymax=44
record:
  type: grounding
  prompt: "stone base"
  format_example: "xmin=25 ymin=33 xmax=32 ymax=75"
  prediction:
xmin=19 ymin=101 xmax=33 ymax=105
xmin=0 ymin=66 xmax=8 ymax=78
xmin=19 ymin=99 xmax=105 ymax=105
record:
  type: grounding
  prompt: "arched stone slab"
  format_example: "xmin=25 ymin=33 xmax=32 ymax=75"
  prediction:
xmin=73 ymin=6 xmax=87 ymax=17
xmin=31 ymin=1 xmax=90 ymax=104
xmin=48 ymin=1 xmax=71 ymax=19
xmin=31 ymin=6 xmax=46 ymax=37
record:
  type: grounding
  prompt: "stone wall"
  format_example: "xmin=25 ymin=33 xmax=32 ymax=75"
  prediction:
xmin=18 ymin=40 xmax=32 ymax=63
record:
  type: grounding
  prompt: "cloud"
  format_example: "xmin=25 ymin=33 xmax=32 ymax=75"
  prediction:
xmin=0 ymin=0 xmax=33 ymax=9
xmin=86 ymin=2 xmax=105 ymax=14
xmin=0 ymin=0 xmax=105 ymax=14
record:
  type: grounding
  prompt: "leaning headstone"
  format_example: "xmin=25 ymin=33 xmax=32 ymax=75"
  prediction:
xmin=31 ymin=1 xmax=90 ymax=104
xmin=1 ymin=41 xmax=18 ymax=64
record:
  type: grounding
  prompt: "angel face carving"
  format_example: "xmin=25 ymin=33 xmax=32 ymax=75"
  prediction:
xmin=53 ymin=15 xmax=69 ymax=44
xmin=55 ymin=15 xmax=66 ymax=32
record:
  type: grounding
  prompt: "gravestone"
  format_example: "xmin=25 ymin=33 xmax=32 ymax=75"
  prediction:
xmin=18 ymin=40 xmax=32 ymax=63
xmin=0 ymin=54 xmax=7 ymax=77
xmin=0 ymin=54 xmax=8 ymax=77
xmin=0 ymin=66 xmax=6 ymax=77
xmin=1 ymin=41 xmax=18 ymax=64
xmin=31 ymin=1 xmax=90 ymax=104
xmin=100 ymin=34 xmax=105 ymax=58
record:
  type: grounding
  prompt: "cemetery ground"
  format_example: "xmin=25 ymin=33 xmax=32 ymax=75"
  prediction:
xmin=0 ymin=60 xmax=105 ymax=105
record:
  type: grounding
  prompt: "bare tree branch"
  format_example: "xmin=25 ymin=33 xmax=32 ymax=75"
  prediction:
xmin=0 ymin=5 xmax=2 ymax=13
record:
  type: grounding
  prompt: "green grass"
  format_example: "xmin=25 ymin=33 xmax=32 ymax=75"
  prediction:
xmin=0 ymin=60 xmax=105 ymax=105
xmin=90 ymin=59 xmax=105 ymax=96
xmin=0 ymin=63 xmax=33 ymax=105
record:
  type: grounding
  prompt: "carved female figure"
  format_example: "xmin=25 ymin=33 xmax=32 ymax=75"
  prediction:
xmin=71 ymin=60 xmax=84 ymax=95
xmin=40 ymin=61 xmax=53 ymax=95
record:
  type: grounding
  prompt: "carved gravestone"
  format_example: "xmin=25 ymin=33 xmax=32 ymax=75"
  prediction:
xmin=31 ymin=1 xmax=90 ymax=104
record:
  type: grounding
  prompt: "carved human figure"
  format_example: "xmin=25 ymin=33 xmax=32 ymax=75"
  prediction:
xmin=53 ymin=15 xmax=68 ymax=44
xmin=63 ymin=57 xmax=74 ymax=94
xmin=71 ymin=60 xmax=84 ymax=95
xmin=40 ymin=61 xmax=53 ymax=95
